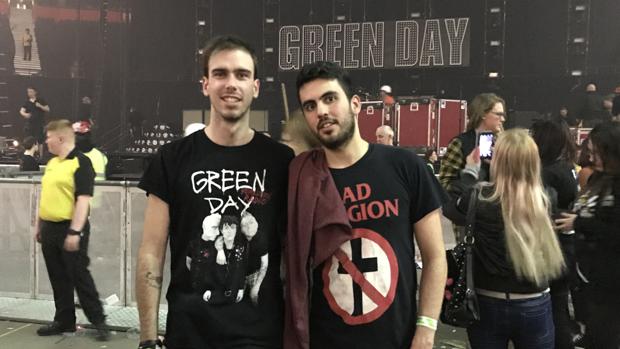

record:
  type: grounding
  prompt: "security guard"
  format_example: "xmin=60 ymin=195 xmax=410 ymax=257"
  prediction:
xmin=35 ymin=119 xmax=109 ymax=341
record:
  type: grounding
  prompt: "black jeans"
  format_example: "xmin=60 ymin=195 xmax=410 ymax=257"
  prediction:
xmin=550 ymin=234 xmax=577 ymax=349
xmin=40 ymin=220 xmax=105 ymax=327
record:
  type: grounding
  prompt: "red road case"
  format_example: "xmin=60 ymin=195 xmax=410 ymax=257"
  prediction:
xmin=437 ymin=99 xmax=467 ymax=149
xmin=396 ymin=97 xmax=437 ymax=148
xmin=357 ymin=101 xmax=385 ymax=144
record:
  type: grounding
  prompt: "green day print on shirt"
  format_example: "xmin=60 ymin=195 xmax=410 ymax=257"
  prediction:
xmin=185 ymin=168 xmax=271 ymax=307
xmin=322 ymin=182 xmax=400 ymax=325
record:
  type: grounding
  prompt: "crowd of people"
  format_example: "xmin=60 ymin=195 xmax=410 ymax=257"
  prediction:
xmin=22 ymin=35 xmax=620 ymax=349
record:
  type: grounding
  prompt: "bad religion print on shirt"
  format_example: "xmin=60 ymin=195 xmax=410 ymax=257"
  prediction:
xmin=310 ymin=144 xmax=445 ymax=349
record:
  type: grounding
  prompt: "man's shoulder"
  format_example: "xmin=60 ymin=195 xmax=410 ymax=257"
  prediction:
xmin=371 ymin=144 xmax=421 ymax=165
xmin=254 ymin=132 xmax=295 ymax=159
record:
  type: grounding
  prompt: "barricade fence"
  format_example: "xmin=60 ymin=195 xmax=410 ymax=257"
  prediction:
xmin=0 ymin=179 xmax=171 ymax=306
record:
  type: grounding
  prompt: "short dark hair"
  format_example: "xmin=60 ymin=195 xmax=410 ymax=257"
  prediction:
xmin=296 ymin=61 xmax=353 ymax=104
xmin=22 ymin=136 xmax=36 ymax=150
xmin=202 ymin=35 xmax=259 ymax=79
xmin=424 ymin=147 xmax=436 ymax=161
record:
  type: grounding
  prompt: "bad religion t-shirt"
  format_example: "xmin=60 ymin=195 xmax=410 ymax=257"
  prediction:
xmin=310 ymin=144 xmax=446 ymax=349
xmin=139 ymin=130 xmax=294 ymax=348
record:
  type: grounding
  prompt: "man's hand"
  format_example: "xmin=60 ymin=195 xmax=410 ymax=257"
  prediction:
xmin=236 ymin=289 xmax=244 ymax=303
xmin=64 ymin=234 xmax=80 ymax=251
xmin=555 ymin=212 xmax=577 ymax=232
xmin=23 ymin=112 xmax=31 ymax=119
xmin=203 ymin=290 xmax=212 ymax=302
xmin=410 ymin=326 xmax=435 ymax=349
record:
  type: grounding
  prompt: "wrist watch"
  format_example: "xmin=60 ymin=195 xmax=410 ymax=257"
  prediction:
xmin=67 ymin=228 xmax=82 ymax=236
xmin=138 ymin=339 xmax=163 ymax=349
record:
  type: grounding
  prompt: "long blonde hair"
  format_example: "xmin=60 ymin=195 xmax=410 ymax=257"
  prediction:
xmin=485 ymin=129 xmax=564 ymax=285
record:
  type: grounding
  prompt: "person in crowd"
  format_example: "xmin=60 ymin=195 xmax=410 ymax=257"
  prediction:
xmin=379 ymin=85 xmax=395 ymax=106
xmin=280 ymin=109 xmax=320 ymax=155
xmin=445 ymin=129 xmax=565 ymax=349
xmin=77 ymin=96 xmax=94 ymax=125
xmin=136 ymin=35 xmax=293 ymax=349
xmin=73 ymin=121 xmax=107 ymax=181
xmin=439 ymin=93 xmax=506 ymax=241
xmin=577 ymin=138 xmax=595 ymax=190
xmin=286 ymin=60 xmax=447 ymax=349
xmin=22 ymin=28 xmax=32 ymax=61
xmin=184 ymin=122 xmax=205 ymax=137
xmin=375 ymin=125 xmax=394 ymax=145
xmin=439 ymin=93 xmax=506 ymax=191
xmin=425 ymin=148 xmax=438 ymax=175
xmin=612 ymin=86 xmax=620 ymax=120
xmin=575 ymin=83 xmax=606 ymax=127
xmin=531 ymin=120 xmax=580 ymax=349
xmin=20 ymin=87 xmax=50 ymax=155
xmin=556 ymin=121 xmax=620 ymax=348
xmin=19 ymin=136 xmax=39 ymax=172
xmin=35 ymin=120 xmax=109 ymax=341
xmin=554 ymin=106 xmax=579 ymax=127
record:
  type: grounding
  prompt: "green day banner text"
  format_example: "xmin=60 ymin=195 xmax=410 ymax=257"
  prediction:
xmin=278 ymin=18 xmax=470 ymax=71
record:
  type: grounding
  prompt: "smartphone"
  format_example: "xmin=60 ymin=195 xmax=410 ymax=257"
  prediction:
xmin=478 ymin=132 xmax=495 ymax=160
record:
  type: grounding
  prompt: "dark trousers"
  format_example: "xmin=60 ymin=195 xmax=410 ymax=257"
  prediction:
xmin=40 ymin=220 xmax=105 ymax=327
xmin=585 ymin=290 xmax=620 ymax=349
xmin=550 ymin=234 xmax=578 ymax=349
xmin=24 ymin=45 xmax=31 ymax=61
xmin=467 ymin=293 xmax=555 ymax=349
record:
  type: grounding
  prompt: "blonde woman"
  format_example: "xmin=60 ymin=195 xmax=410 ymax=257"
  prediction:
xmin=445 ymin=129 xmax=565 ymax=349
xmin=280 ymin=109 xmax=321 ymax=155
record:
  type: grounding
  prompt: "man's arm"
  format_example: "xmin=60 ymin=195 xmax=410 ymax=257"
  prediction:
xmin=19 ymin=107 xmax=31 ymax=118
xmin=410 ymin=208 xmax=447 ymax=349
xmin=35 ymin=101 xmax=50 ymax=113
xmin=136 ymin=194 xmax=169 ymax=342
xmin=63 ymin=195 xmax=91 ymax=251
xmin=438 ymin=138 xmax=464 ymax=191
xmin=250 ymin=254 xmax=269 ymax=304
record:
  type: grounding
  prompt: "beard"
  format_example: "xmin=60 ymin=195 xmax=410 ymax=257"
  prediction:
xmin=316 ymin=110 xmax=356 ymax=150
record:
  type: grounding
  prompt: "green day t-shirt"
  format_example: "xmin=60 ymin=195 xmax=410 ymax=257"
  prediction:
xmin=310 ymin=144 xmax=447 ymax=349
xmin=138 ymin=130 xmax=294 ymax=349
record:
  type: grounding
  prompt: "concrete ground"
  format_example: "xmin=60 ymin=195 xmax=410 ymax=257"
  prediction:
xmin=0 ymin=320 xmax=469 ymax=349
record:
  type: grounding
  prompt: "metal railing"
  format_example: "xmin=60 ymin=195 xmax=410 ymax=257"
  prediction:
xmin=0 ymin=179 xmax=170 ymax=306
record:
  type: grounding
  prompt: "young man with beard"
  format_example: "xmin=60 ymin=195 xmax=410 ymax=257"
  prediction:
xmin=285 ymin=61 xmax=447 ymax=349
xmin=136 ymin=36 xmax=294 ymax=349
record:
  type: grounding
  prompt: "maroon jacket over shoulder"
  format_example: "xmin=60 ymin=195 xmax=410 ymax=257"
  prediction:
xmin=284 ymin=149 xmax=353 ymax=349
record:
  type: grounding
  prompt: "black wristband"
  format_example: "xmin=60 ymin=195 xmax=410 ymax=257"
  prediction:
xmin=67 ymin=228 xmax=81 ymax=236
xmin=138 ymin=339 xmax=162 ymax=349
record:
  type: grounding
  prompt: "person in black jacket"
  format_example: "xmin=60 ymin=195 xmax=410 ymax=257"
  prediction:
xmin=556 ymin=121 xmax=620 ymax=349
xmin=531 ymin=120 xmax=580 ymax=349
xmin=445 ymin=129 xmax=565 ymax=349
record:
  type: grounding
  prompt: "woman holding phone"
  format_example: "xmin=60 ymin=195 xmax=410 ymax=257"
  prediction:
xmin=445 ymin=129 xmax=565 ymax=349
xmin=439 ymin=93 xmax=506 ymax=242
xmin=556 ymin=121 xmax=620 ymax=348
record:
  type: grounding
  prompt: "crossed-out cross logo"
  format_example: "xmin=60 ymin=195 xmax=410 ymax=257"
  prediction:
xmin=322 ymin=182 xmax=401 ymax=325
xmin=322 ymin=228 xmax=399 ymax=325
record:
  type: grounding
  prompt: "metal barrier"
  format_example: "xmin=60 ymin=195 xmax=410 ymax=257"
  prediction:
xmin=0 ymin=179 xmax=171 ymax=306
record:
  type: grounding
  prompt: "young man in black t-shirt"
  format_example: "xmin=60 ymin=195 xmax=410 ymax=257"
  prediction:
xmin=290 ymin=61 xmax=447 ymax=349
xmin=19 ymin=136 xmax=40 ymax=172
xmin=20 ymin=87 xmax=50 ymax=154
xmin=136 ymin=36 xmax=293 ymax=349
